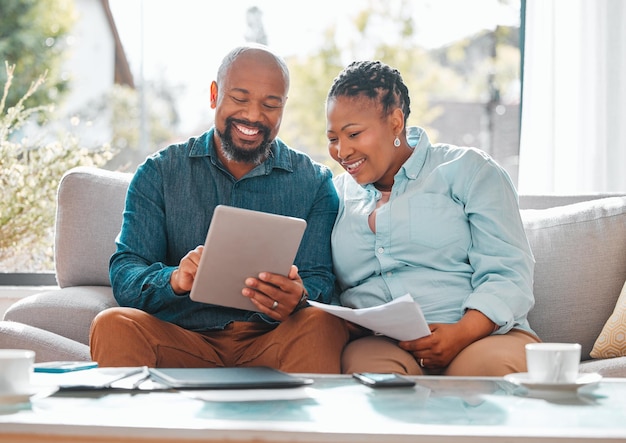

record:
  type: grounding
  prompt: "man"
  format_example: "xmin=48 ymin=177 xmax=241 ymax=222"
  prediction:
xmin=90 ymin=45 xmax=348 ymax=372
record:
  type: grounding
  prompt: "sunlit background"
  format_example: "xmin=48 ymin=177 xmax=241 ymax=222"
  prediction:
xmin=108 ymin=0 xmax=521 ymax=137
xmin=6 ymin=0 xmax=625 ymax=278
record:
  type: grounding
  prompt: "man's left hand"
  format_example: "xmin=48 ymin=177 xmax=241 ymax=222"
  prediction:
xmin=242 ymin=265 xmax=307 ymax=321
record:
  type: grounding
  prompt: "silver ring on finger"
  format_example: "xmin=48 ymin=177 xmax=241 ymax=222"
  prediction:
xmin=271 ymin=300 xmax=279 ymax=310
xmin=419 ymin=358 xmax=425 ymax=368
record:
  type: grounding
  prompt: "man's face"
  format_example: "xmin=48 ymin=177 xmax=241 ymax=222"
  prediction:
xmin=212 ymin=51 xmax=288 ymax=164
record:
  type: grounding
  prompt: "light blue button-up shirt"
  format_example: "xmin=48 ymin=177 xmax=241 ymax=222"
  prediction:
xmin=332 ymin=127 xmax=535 ymax=335
xmin=110 ymin=128 xmax=339 ymax=331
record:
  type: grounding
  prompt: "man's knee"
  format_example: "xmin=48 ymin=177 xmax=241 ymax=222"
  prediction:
xmin=289 ymin=307 xmax=350 ymax=355
xmin=91 ymin=307 xmax=141 ymax=335
xmin=91 ymin=307 xmax=119 ymax=336
xmin=293 ymin=306 xmax=348 ymax=334
xmin=90 ymin=307 xmax=150 ymax=354
xmin=90 ymin=307 xmax=161 ymax=366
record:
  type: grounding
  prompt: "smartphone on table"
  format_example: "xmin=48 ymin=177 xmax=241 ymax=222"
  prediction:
xmin=353 ymin=372 xmax=416 ymax=388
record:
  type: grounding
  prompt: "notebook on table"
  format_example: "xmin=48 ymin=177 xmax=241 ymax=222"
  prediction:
xmin=189 ymin=205 xmax=307 ymax=312
xmin=147 ymin=366 xmax=314 ymax=389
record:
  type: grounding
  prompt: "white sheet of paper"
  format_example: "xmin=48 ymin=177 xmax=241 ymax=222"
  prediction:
xmin=181 ymin=387 xmax=316 ymax=402
xmin=308 ymin=293 xmax=431 ymax=341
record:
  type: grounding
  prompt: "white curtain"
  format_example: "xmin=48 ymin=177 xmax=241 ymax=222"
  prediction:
xmin=518 ymin=0 xmax=626 ymax=194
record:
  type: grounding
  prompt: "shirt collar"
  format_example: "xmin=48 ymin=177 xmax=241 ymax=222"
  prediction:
xmin=398 ymin=126 xmax=429 ymax=180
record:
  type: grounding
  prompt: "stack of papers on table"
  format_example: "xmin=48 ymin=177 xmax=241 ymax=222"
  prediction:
xmin=32 ymin=367 xmax=155 ymax=391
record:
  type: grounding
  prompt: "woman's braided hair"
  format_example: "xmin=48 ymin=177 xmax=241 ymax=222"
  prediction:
xmin=327 ymin=60 xmax=411 ymax=123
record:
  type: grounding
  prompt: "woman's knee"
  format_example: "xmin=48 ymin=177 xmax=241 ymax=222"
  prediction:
xmin=445 ymin=330 xmax=538 ymax=376
xmin=341 ymin=336 xmax=422 ymax=375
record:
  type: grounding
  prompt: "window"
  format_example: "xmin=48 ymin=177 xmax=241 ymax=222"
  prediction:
xmin=519 ymin=0 xmax=626 ymax=194
xmin=0 ymin=0 xmax=522 ymax=279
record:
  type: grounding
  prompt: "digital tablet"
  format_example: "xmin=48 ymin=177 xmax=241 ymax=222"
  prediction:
xmin=148 ymin=366 xmax=314 ymax=389
xmin=189 ymin=205 xmax=307 ymax=312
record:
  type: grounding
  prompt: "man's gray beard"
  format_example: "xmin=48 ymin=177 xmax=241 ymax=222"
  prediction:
xmin=220 ymin=139 xmax=272 ymax=165
xmin=216 ymin=121 xmax=273 ymax=165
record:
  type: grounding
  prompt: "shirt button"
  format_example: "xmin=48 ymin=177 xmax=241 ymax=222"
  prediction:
xmin=377 ymin=247 xmax=385 ymax=254
xmin=386 ymin=271 xmax=393 ymax=277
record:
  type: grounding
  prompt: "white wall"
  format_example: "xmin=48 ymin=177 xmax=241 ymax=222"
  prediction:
xmin=63 ymin=0 xmax=115 ymax=115
xmin=54 ymin=0 xmax=116 ymax=147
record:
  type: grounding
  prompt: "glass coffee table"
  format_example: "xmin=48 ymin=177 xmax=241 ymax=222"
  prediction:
xmin=0 ymin=370 xmax=624 ymax=442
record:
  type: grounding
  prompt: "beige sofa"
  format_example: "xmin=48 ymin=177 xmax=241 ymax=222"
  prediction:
xmin=2 ymin=166 xmax=626 ymax=375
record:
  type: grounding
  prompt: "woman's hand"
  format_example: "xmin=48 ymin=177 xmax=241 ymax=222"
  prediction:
xmin=398 ymin=323 xmax=467 ymax=368
xmin=398 ymin=309 xmax=497 ymax=369
xmin=242 ymin=265 xmax=308 ymax=321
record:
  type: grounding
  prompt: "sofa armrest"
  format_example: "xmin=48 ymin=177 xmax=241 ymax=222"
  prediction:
xmin=0 ymin=321 xmax=91 ymax=362
xmin=522 ymin=196 xmax=626 ymax=360
xmin=519 ymin=193 xmax=626 ymax=210
xmin=2 ymin=286 xmax=119 ymax=345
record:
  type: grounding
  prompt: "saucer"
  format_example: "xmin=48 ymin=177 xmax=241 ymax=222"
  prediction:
xmin=0 ymin=386 xmax=58 ymax=405
xmin=504 ymin=372 xmax=602 ymax=392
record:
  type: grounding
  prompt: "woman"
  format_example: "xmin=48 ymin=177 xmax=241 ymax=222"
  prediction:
xmin=326 ymin=60 xmax=540 ymax=376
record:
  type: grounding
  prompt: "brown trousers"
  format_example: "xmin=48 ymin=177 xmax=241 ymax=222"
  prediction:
xmin=342 ymin=329 xmax=541 ymax=376
xmin=90 ymin=306 xmax=350 ymax=373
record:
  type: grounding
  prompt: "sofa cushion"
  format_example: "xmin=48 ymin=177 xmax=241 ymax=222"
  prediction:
xmin=579 ymin=356 xmax=626 ymax=377
xmin=55 ymin=166 xmax=131 ymax=288
xmin=521 ymin=196 xmax=626 ymax=360
xmin=0 ymin=321 xmax=91 ymax=362
xmin=590 ymin=279 xmax=626 ymax=359
xmin=2 ymin=286 xmax=119 ymax=345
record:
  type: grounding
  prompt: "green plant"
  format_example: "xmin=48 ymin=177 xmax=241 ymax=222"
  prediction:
xmin=0 ymin=62 xmax=114 ymax=271
xmin=0 ymin=0 xmax=76 ymax=111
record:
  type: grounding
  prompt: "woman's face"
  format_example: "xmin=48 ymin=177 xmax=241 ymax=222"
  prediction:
xmin=326 ymin=95 xmax=401 ymax=190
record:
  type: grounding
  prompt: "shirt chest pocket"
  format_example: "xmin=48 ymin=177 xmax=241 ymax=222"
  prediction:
xmin=406 ymin=194 xmax=467 ymax=249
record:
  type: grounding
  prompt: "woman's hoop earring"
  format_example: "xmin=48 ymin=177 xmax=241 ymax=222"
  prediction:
xmin=394 ymin=137 xmax=401 ymax=147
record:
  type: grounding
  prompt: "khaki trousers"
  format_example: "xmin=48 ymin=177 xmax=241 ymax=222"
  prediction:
xmin=90 ymin=306 xmax=350 ymax=373
xmin=341 ymin=329 xmax=541 ymax=376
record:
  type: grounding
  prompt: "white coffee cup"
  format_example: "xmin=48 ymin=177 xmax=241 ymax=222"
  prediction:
xmin=525 ymin=342 xmax=581 ymax=384
xmin=0 ymin=349 xmax=35 ymax=395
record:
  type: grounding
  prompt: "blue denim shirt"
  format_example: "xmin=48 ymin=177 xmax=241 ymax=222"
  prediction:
xmin=332 ymin=127 xmax=535 ymax=335
xmin=110 ymin=128 xmax=339 ymax=331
